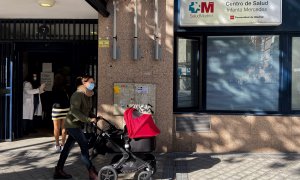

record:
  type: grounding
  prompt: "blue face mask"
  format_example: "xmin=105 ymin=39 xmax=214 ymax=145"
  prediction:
xmin=87 ymin=83 xmax=95 ymax=90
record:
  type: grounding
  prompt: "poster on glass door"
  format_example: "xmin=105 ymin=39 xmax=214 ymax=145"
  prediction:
xmin=179 ymin=0 xmax=282 ymax=26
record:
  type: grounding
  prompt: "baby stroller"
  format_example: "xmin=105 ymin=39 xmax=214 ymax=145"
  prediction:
xmin=90 ymin=108 xmax=160 ymax=180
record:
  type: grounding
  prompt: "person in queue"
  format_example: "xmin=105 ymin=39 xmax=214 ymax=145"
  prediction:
xmin=23 ymin=73 xmax=45 ymax=135
xmin=52 ymin=73 xmax=70 ymax=152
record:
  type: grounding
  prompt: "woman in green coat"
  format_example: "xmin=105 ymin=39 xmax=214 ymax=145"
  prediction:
xmin=53 ymin=75 xmax=98 ymax=180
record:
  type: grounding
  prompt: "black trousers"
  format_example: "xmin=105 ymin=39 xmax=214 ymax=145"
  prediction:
xmin=22 ymin=116 xmax=40 ymax=133
xmin=57 ymin=128 xmax=93 ymax=170
xmin=23 ymin=119 xmax=33 ymax=133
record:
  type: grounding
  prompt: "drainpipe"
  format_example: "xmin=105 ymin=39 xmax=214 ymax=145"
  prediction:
xmin=133 ymin=0 xmax=139 ymax=60
xmin=154 ymin=0 xmax=161 ymax=60
xmin=113 ymin=0 xmax=118 ymax=60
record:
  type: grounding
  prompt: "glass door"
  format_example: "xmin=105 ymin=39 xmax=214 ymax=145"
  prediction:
xmin=0 ymin=42 xmax=13 ymax=141
xmin=175 ymin=37 xmax=200 ymax=110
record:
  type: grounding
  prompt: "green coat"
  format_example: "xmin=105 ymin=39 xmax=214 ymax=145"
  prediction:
xmin=64 ymin=90 xmax=93 ymax=129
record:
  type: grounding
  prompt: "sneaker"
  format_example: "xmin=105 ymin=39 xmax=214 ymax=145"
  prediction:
xmin=54 ymin=145 xmax=61 ymax=152
xmin=60 ymin=145 xmax=64 ymax=152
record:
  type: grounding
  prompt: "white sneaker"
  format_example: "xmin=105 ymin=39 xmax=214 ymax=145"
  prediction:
xmin=60 ymin=145 xmax=64 ymax=152
xmin=54 ymin=145 xmax=61 ymax=152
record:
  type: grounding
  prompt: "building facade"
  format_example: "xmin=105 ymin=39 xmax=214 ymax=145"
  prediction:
xmin=2 ymin=0 xmax=300 ymax=153
xmin=97 ymin=0 xmax=300 ymax=153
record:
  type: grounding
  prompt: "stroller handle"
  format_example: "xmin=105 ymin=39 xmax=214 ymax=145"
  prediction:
xmin=93 ymin=116 xmax=118 ymax=132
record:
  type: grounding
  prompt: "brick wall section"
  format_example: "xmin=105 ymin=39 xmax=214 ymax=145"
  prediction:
xmin=97 ymin=0 xmax=300 ymax=153
xmin=175 ymin=115 xmax=300 ymax=153
xmin=97 ymin=0 xmax=174 ymax=152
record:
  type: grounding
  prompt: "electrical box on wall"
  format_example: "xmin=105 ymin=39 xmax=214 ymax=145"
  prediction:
xmin=113 ymin=83 xmax=156 ymax=115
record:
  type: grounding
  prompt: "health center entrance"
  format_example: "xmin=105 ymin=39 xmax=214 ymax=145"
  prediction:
xmin=0 ymin=19 xmax=98 ymax=141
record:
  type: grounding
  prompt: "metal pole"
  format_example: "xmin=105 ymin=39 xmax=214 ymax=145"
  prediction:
xmin=133 ymin=0 xmax=138 ymax=60
xmin=4 ymin=58 xmax=8 ymax=140
xmin=9 ymin=60 xmax=13 ymax=141
xmin=154 ymin=0 xmax=160 ymax=60
xmin=113 ymin=0 xmax=118 ymax=60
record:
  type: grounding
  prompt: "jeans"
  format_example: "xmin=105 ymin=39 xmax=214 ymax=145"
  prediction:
xmin=57 ymin=128 xmax=93 ymax=170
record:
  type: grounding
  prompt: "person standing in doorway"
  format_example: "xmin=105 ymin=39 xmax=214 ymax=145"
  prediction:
xmin=52 ymin=73 xmax=70 ymax=152
xmin=53 ymin=75 xmax=98 ymax=180
xmin=22 ymin=73 xmax=46 ymax=135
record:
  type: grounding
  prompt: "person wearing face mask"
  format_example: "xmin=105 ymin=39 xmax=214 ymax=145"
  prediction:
xmin=22 ymin=73 xmax=46 ymax=135
xmin=53 ymin=75 xmax=98 ymax=180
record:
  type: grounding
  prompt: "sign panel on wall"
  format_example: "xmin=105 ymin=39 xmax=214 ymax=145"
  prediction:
xmin=180 ymin=0 xmax=282 ymax=26
xmin=98 ymin=39 xmax=110 ymax=48
xmin=113 ymin=83 xmax=156 ymax=115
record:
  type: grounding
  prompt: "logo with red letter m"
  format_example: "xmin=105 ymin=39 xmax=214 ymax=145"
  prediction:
xmin=189 ymin=1 xmax=214 ymax=14
xmin=200 ymin=2 xmax=214 ymax=13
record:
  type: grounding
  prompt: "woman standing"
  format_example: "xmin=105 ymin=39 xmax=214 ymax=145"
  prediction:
xmin=23 ymin=73 xmax=45 ymax=135
xmin=52 ymin=73 xmax=70 ymax=152
xmin=53 ymin=75 xmax=98 ymax=180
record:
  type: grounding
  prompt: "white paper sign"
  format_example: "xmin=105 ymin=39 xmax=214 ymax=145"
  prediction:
xmin=180 ymin=0 xmax=282 ymax=26
xmin=40 ymin=72 xmax=54 ymax=91
xmin=136 ymin=86 xmax=149 ymax=94
xmin=42 ymin=63 xmax=52 ymax=72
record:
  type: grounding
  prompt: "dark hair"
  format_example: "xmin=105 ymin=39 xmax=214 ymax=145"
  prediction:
xmin=52 ymin=73 xmax=65 ymax=91
xmin=24 ymin=73 xmax=38 ymax=83
xmin=24 ymin=74 xmax=33 ymax=82
xmin=75 ymin=75 xmax=94 ymax=88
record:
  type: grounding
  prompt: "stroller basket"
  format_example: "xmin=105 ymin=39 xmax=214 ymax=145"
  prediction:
xmin=128 ymin=137 xmax=156 ymax=152
xmin=104 ymin=134 xmax=156 ymax=153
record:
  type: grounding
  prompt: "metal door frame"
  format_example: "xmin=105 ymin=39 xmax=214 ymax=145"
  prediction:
xmin=0 ymin=42 xmax=14 ymax=141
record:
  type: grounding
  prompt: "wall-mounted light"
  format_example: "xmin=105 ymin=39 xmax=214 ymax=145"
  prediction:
xmin=38 ymin=0 xmax=56 ymax=7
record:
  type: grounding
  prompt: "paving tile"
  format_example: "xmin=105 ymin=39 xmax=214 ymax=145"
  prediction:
xmin=3 ymin=137 xmax=300 ymax=179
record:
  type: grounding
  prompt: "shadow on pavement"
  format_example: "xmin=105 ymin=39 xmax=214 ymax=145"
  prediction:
xmin=172 ymin=153 xmax=221 ymax=173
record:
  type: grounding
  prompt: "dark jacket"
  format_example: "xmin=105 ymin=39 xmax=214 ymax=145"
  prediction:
xmin=64 ymin=91 xmax=93 ymax=128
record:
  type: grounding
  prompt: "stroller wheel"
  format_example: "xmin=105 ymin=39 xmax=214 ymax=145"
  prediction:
xmin=98 ymin=165 xmax=117 ymax=180
xmin=137 ymin=171 xmax=152 ymax=180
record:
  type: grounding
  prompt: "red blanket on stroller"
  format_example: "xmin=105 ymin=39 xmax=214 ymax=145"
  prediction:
xmin=124 ymin=108 xmax=160 ymax=139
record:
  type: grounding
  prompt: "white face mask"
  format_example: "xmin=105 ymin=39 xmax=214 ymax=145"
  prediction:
xmin=33 ymin=76 xmax=37 ymax=81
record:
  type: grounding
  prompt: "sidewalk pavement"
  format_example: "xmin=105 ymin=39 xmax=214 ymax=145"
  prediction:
xmin=1 ymin=136 xmax=300 ymax=180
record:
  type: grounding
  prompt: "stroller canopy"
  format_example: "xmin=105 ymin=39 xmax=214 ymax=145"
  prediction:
xmin=124 ymin=108 xmax=160 ymax=139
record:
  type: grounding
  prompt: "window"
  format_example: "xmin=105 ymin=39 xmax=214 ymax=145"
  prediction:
xmin=175 ymin=35 xmax=281 ymax=113
xmin=292 ymin=37 xmax=300 ymax=110
xmin=206 ymin=36 xmax=280 ymax=111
